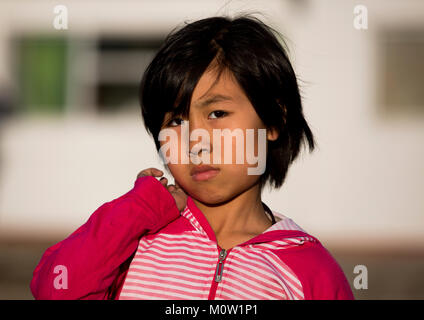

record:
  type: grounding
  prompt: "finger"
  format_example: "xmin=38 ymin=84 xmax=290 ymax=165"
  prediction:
xmin=159 ymin=177 xmax=168 ymax=187
xmin=174 ymin=181 xmax=186 ymax=194
xmin=138 ymin=168 xmax=163 ymax=178
xmin=174 ymin=180 xmax=184 ymax=190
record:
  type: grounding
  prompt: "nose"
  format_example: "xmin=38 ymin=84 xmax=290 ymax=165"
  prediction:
xmin=186 ymin=116 xmax=213 ymax=164
xmin=189 ymin=145 xmax=210 ymax=158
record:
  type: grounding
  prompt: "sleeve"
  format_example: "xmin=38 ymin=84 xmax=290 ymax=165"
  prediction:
xmin=273 ymin=241 xmax=355 ymax=300
xmin=30 ymin=175 xmax=181 ymax=300
xmin=305 ymin=244 xmax=355 ymax=300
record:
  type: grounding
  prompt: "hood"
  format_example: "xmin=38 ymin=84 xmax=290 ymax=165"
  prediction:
xmin=182 ymin=196 xmax=319 ymax=251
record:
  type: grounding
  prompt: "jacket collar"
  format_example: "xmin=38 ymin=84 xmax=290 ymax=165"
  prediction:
xmin=182 ymin=196 xmax=318 ymax=248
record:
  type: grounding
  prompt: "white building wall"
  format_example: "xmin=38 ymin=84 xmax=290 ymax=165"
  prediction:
xmin=0 ymin=0 xmax=423 ymax=249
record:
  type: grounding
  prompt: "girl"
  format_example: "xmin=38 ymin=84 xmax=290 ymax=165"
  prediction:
xmin=31 ymin=15 xmax=354 ymax=300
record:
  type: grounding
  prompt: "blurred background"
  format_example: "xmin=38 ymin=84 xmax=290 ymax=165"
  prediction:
xmin=0 ymin=0 xmax=423 ymax=299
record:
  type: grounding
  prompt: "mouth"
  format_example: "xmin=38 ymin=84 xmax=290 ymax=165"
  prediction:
xmin=190 ymin=165 xmax=220 ymax=182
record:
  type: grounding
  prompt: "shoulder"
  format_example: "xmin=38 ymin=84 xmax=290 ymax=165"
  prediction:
xmin=268 ymin=212 xmax=354 ymax=300
xmin=272 ymin=237 xmax=354 ymax=300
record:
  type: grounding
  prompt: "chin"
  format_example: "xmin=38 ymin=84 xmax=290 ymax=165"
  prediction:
xmin=188 ymin=188 xmax=237 ymax=206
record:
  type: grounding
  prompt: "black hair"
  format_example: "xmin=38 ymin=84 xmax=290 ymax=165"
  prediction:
xmin=140 ymin=14 xmax=315 ymax=190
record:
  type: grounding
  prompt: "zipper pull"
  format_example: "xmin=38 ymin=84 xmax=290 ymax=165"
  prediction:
xmin=214 ymin=249 xmax=227 ymax=283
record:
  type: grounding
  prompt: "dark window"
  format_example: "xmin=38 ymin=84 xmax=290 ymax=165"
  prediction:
xmin=95 ymin=37 xmax=163 ymax=113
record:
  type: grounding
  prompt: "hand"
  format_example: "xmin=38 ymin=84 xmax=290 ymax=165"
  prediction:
xmin=137 ymin=168 xmax=188 ymax=212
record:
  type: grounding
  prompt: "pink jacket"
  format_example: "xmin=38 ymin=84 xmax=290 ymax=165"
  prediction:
xmin=30 ymin=176 xmax=354 ymax=300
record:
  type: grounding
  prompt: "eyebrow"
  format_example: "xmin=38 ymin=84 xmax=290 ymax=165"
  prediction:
xmin=193 ymin=94 xmax=234 ymax=109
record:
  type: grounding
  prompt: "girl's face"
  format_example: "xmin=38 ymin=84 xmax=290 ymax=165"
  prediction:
xmin=159 ymin=67 xmax=278 ymax=205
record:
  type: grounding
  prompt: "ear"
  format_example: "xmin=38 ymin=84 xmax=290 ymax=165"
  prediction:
xmin=267 ymin=126 xmax=279 ymax=141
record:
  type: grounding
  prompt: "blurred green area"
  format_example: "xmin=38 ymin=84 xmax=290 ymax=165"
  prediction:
xmin=17 ymin=36 xmax=68 ymax=113
xmin=13 ymin=35 xmax=161 ymax=115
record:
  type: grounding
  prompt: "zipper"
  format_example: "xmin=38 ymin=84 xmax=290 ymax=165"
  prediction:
xmin=214 ymin=248 xmax=227 ymax=282
xmin=208 ymin=245 xmax=232 ymax=300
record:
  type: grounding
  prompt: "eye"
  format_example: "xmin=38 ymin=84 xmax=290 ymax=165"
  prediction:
xmin=167 ymin=117 xmax=185 ymax=127
xmin=209 ymin=110 xmax=228 ymax=119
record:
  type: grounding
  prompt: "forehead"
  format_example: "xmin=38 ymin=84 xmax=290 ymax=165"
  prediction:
xmin=190 ymin=67 xmax=249 ymax=109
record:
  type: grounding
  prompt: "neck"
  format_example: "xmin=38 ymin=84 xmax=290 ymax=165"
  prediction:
xmin=192 ymin=182 xmax=272 ymax=237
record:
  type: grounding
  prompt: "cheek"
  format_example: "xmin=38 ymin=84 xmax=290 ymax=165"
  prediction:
xmin=166 ymin=163 xmax=188 ymax=181
xmin=158 ymin=132 xmax=182 ymax=164
xmin=222 ymin=163 xmax=260 ymax=187
xmin=227 ymin=127 xmax=266 ymax=168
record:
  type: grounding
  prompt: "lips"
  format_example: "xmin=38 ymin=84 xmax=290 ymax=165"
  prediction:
xmin=190 ymin=165 xmax=220 ymax=181
xmin=190 ymin=165 xmax=220 ymax=176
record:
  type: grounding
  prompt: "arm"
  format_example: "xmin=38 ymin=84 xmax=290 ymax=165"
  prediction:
xmin=273 ymin=241 xmax=355 ymax=300
xmin=30 ymin=175 xmax=180 ymax=300
xmin=310 ymin=245 xmax=355 ymax=300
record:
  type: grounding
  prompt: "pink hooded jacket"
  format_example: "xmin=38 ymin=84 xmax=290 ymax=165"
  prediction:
xmin=30 ymin=175 xmax=354 ymax=300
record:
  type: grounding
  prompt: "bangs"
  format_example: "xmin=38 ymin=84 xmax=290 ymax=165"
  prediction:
xmin=140 ymin=18 xmax=232 ymax=143
xmin=165 ymin=57 xmax=228 ymax=125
